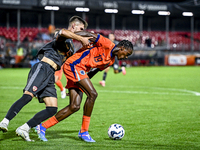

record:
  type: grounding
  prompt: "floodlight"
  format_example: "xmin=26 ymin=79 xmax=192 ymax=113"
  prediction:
xmin=131 ymin=10 xmax=145 ymax=15
xmin=75 ymin=7 xmax=90 ymax=12
xmin=44 ymin=6 xmax=59 ymax=11
xmin=158 ymin=11 xmax=170 ymax=16
xmin=104 ymin=9 xmax=118 ymax=13
xmin=182 ymin=12 xmax=193 ymax=16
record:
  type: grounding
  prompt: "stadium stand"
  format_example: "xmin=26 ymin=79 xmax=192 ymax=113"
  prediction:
xmin=1 ymin=27 xmax=199 ymax=51
xmin=0 ymin=0 xmax=199 ymax=67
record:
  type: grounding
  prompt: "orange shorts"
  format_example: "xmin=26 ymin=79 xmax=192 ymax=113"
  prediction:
xmin=65 ymin=79 xmax=84 ymax=92
xmin=63 ymin=62 xmax=88 ymax=90
xmin=55 ymin=66 xmax=63 ymax=80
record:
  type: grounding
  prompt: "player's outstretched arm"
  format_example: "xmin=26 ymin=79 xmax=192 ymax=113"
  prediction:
xmin=55 ymin=29 xmax=91 ymax=47
xmin=75 ymin=31 xmax=98 ymax=43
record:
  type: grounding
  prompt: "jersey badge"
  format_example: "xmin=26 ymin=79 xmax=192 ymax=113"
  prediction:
xmin=33 ymin=86 xmax=38 ymax=92
xmin=80 ymin=70 xmax=85 ymax=75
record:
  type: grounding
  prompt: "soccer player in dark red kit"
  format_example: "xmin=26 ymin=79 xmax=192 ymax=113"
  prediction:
xmin=35 ymin=31 xmax=133 ymax=142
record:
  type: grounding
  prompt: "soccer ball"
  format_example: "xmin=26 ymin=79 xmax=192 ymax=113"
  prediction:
xmin=107 ymin=124 xmax=125 ymax=140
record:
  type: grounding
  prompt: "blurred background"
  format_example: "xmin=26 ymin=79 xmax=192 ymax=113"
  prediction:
xmin=0 ymin=0 xmax=200 ymax=68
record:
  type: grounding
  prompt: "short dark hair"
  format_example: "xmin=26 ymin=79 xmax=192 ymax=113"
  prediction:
xmin=69 ymin=16 xmax=88 ymax=29
xmin=117 ymin=40 xmax=133 ymax=51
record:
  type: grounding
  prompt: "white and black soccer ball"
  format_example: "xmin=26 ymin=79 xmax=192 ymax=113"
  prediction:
xmin=108 ymin=124 xmax=125 ymax=140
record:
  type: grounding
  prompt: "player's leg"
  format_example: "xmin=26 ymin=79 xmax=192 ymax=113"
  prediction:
xmin=55 ymin=69 xmax=66 ymax=99
xmin=113 ymin=59 xmax=126 ymax=75
xmin=17 ymin=96 xmax=58 ymax=142
xmin=55 ymin=75 xmax=62 ymax=90
xmin=99 ymin=67 xmax=110 ymax=87
xmin=54 ymin=88 xmax=83 ymax=121
xmin=32 ymin=96 xmax=58 ymax=142
xmin=0 ymin=92 xmax=33 ymax=133
xmin=15 ymin=63 xmax=57 ymax=141
xmin=113 ymin=57 xmax=121 ymax=74
xmin=121 ymin=61 xmax=127 ymax=75
xmin=36 ymin=88 xmax=83 ymax=141
xmin=41 ymin=88 xmax=83 ymax=128
xmin=55 ymin=76 xmax=66 ymax=99
xmin=77 ymin=78 xmax=97 ymax=142
xmin=0 ymin=62 xmax=43 ymax=133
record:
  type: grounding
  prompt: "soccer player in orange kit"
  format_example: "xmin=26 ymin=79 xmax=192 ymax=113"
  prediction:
xmin=54 ymin=66 xmax=66 ymax=99
xmin=35 ymin=31 xmax=133 ymax=142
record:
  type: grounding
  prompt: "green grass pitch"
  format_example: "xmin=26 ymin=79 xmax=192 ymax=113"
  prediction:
xmin=0 ymin=66 xmax=200 ymax=150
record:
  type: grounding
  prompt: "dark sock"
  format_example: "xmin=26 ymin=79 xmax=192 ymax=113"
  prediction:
xmin=103 ymin=72 xmax=107 ymax=81
xmin=118 ymin=69 xmax=122 ymax=73
xmin=5 ymin=94 xmax=32 ymax=120
xmin=27 ymin=107 xmax=57 ymax=128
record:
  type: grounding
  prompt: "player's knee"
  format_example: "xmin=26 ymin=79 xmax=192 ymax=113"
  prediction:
xmin=90 ymin=90 xmax=98 ymax=101
xmin=24 ymin=91 xmax=34 ymax=98
xmin=70 ymin=104 xmax=80 ymax=112
xmin=46 ymin=107 xmax=58 ymax=116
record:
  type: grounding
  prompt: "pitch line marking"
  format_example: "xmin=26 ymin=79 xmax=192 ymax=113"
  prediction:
xmin=98 ymin=90 xmax=193 ymax=96
xmin=102 ymin=85 xmax=200 ymax=96
xmin=0 ymin=86 xmax=22 ymax=89
xmin=0 ymin=85 xmax=199 ymax=96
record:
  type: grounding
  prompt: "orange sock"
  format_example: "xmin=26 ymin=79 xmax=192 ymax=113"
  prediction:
xmin=42 ymin=116 xmax=59 ymax=129
xmin=81 ymin=115 xmax=91 ymax=133
xmin=56 ymin=80 xmax=64 ymax=91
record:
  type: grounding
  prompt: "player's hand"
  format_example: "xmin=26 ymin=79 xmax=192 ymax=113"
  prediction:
xmin=80 ymin=37 xmax=93 ymax=48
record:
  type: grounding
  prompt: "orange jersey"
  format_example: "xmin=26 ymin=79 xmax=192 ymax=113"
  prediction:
xmin=63 ymin=34 xmax=116 ymax=84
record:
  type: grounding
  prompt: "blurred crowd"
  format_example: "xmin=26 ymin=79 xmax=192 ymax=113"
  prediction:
xmin=0 ymin=25 xmax=55 ymax=68
xmin=0 ymin=25 xmax=165 ymax=68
